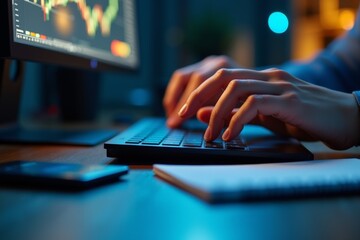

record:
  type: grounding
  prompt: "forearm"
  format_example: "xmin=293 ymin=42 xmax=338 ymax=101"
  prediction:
xmin=280 ymin=12 xmax=360 ymax=93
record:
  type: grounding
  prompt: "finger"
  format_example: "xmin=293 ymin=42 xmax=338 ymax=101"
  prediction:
xmin=167 ymin=71 xmax=209 ymax=128
xmin=199 ymin=106 xmax=313 ymax=141
xmin=253 ymin=114 xmax=314 ymax=140
xmin=163 ymin=63 xmax=200 ymax=117
xmin=198 ymin=108 xmax=280 ymax=128
xmin=167 ymin=58 xmax=231 ymax=128
xmin=196 ymin=106 xmax=238 ymax=125
xmin=251 ymin=114 xmax=289 ymax=136
xmin=206 ymin=80 xmax=284 ymax=141
xmin=223 ymin=94 xmax=292 ymax=141
xmin=164 ymin=56 xmax=230 ymax=117
xmin=196 ymin=108 xmax=281 ymax=138
xmin=197 ymin=107 xmax=306 ymax=140
xmin=179 ymin=69 xmax=272 ymax=119
xmin=196 ymin=107 xmax=213 ymax=124
xmin=198 ymin=107 xmax=297 ymax=138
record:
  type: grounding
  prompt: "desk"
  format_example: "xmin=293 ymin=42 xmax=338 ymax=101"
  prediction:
xmin=1 ymin=142 xmax=360 ymax=240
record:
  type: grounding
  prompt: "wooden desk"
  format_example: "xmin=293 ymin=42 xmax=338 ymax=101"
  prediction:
xmin=1 ymin=142 xmax=360 ymax=240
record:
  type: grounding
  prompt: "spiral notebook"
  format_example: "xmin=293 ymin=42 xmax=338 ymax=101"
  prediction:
xmin=154 ymin=158 xmax=360 ymax=202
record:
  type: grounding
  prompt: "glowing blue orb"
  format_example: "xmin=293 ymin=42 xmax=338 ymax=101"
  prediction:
xmin=268 ymin=12 xmax=289 ymax=34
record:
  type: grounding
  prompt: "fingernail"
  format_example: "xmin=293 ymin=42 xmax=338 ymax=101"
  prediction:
xmin=204 ymin=127 xmax=212 ymax=141
xmin=178 ymin=104 xmax=188 ymax=117
xmin=222 ymin=128 xmax=230 ymax=141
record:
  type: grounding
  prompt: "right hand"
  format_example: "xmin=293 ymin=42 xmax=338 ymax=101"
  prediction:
xmin=177 ymin=68 xmax=360 ymax=150
xmin=163 ymin=55 xmax=239 ymax=128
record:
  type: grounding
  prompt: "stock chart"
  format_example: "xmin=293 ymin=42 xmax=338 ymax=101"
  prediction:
xmin=38 ymin=0 xmax=119 ymax=37
xmin=12 ymin=0 xmax=137 ymax=67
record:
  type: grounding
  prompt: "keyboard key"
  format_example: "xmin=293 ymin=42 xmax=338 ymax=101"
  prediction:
xmin=162 ymin=130 xmax=185 ymax=146
xmin=226 ymin=144 xmax=246 ymax=150
xmin=205 ymin=142 xmax=223 ymax=148
xmin=183 ymin=133 xmax=203 ymax=147
xmin=225 ymin=137 xmax=247 ymax=150
xmin=183 ymin=142 xmax=202 ymax=147
xmin=142 ymin=139 xmax=162 ymax=145
xmin=125 ymin=139 xmax=141 ymax=144
xmin=162 ymin=141 xmax=182 ymax=146
xmin=205 ymin=138 xmax=224 ymax=149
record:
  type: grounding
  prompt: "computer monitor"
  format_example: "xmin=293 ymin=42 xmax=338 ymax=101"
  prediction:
xmin=0 ymin=0 xmax=139 ymax=145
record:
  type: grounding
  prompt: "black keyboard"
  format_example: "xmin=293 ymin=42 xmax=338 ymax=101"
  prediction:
xmin=124 ymin=124 xmax=247 ymax=150
xmin=104 ymin=117 xmax=314 ymax=165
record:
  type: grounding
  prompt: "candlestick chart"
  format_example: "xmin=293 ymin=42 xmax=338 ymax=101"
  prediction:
xmin=32 ymin=0 xmax=119 ymax=36
xmin=34 ymin=0 xmax=119 ymax=37
xmin=12 ymin=0 xmax=135 ymax=63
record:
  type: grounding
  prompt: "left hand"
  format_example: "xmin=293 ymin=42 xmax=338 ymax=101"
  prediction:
xmin=163 ymin=55 xmax=239 ymax=128
xmin=177 ymin=68 xmax=360 ymax=150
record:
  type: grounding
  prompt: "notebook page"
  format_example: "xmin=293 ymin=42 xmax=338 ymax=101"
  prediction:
xmin=154 ymin=158 xmax=360 ymax=202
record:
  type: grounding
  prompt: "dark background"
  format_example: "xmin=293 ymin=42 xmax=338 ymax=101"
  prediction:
xmin=18 ymin=0 xmax=359 ymax=125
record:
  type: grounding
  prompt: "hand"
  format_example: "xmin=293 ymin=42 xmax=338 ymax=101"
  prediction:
xmin=177 ymin=68 xmax=360 ymax=150
xmin=163 ymin=55 xmax=239 ymax=128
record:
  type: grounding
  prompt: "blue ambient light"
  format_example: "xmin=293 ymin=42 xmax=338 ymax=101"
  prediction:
xmin=268 ymin=12 xmax=289 ymax=34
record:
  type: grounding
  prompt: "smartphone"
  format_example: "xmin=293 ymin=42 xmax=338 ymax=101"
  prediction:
xmin=0 ymin=160 xmax=128 ymax=189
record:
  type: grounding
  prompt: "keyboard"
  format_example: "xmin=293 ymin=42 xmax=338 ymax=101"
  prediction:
xmin=124 ymin=122 xmax=247 ymax=150
xmin=104 ymin=117 xmax=313 ymax=165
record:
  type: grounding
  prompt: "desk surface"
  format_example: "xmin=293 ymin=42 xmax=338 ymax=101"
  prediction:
xmin=1 ymin=142 xmax=360 ymax=240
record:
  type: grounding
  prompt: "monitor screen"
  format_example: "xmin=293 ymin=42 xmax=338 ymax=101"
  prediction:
xmin=7 ymin=0 xmax=138 ymax=70
xmin=0 ymin=0 xmax=139 ymax=142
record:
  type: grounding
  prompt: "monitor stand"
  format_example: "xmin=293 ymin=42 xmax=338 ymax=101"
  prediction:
xmin=0 ymin=60 xmax=118 ymax=146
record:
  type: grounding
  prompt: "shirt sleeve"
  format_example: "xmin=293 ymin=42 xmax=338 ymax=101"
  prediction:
xmin=281 ymin=5 xmax=360 ymax=93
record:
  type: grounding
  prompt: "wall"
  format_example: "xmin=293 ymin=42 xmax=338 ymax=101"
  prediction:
xmin=19 ymin=0 xmax=295 ymax=124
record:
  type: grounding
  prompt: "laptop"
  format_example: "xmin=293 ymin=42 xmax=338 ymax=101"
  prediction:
xmin=104 ymin=117 xmax=313 ymax=165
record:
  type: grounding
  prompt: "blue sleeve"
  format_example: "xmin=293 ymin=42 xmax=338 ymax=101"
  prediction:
xmin=281 ymin=6 xmax=360 ymax=93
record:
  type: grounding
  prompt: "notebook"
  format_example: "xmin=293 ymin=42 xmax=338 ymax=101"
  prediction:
xmin=104 ymin=117 xmax=313 ymax=165
xmin=154 ymin=158 xmax=360 ymax=202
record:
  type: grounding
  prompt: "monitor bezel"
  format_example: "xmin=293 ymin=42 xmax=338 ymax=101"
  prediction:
xmin=0 ymin=0 xmax=139 ymax=72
